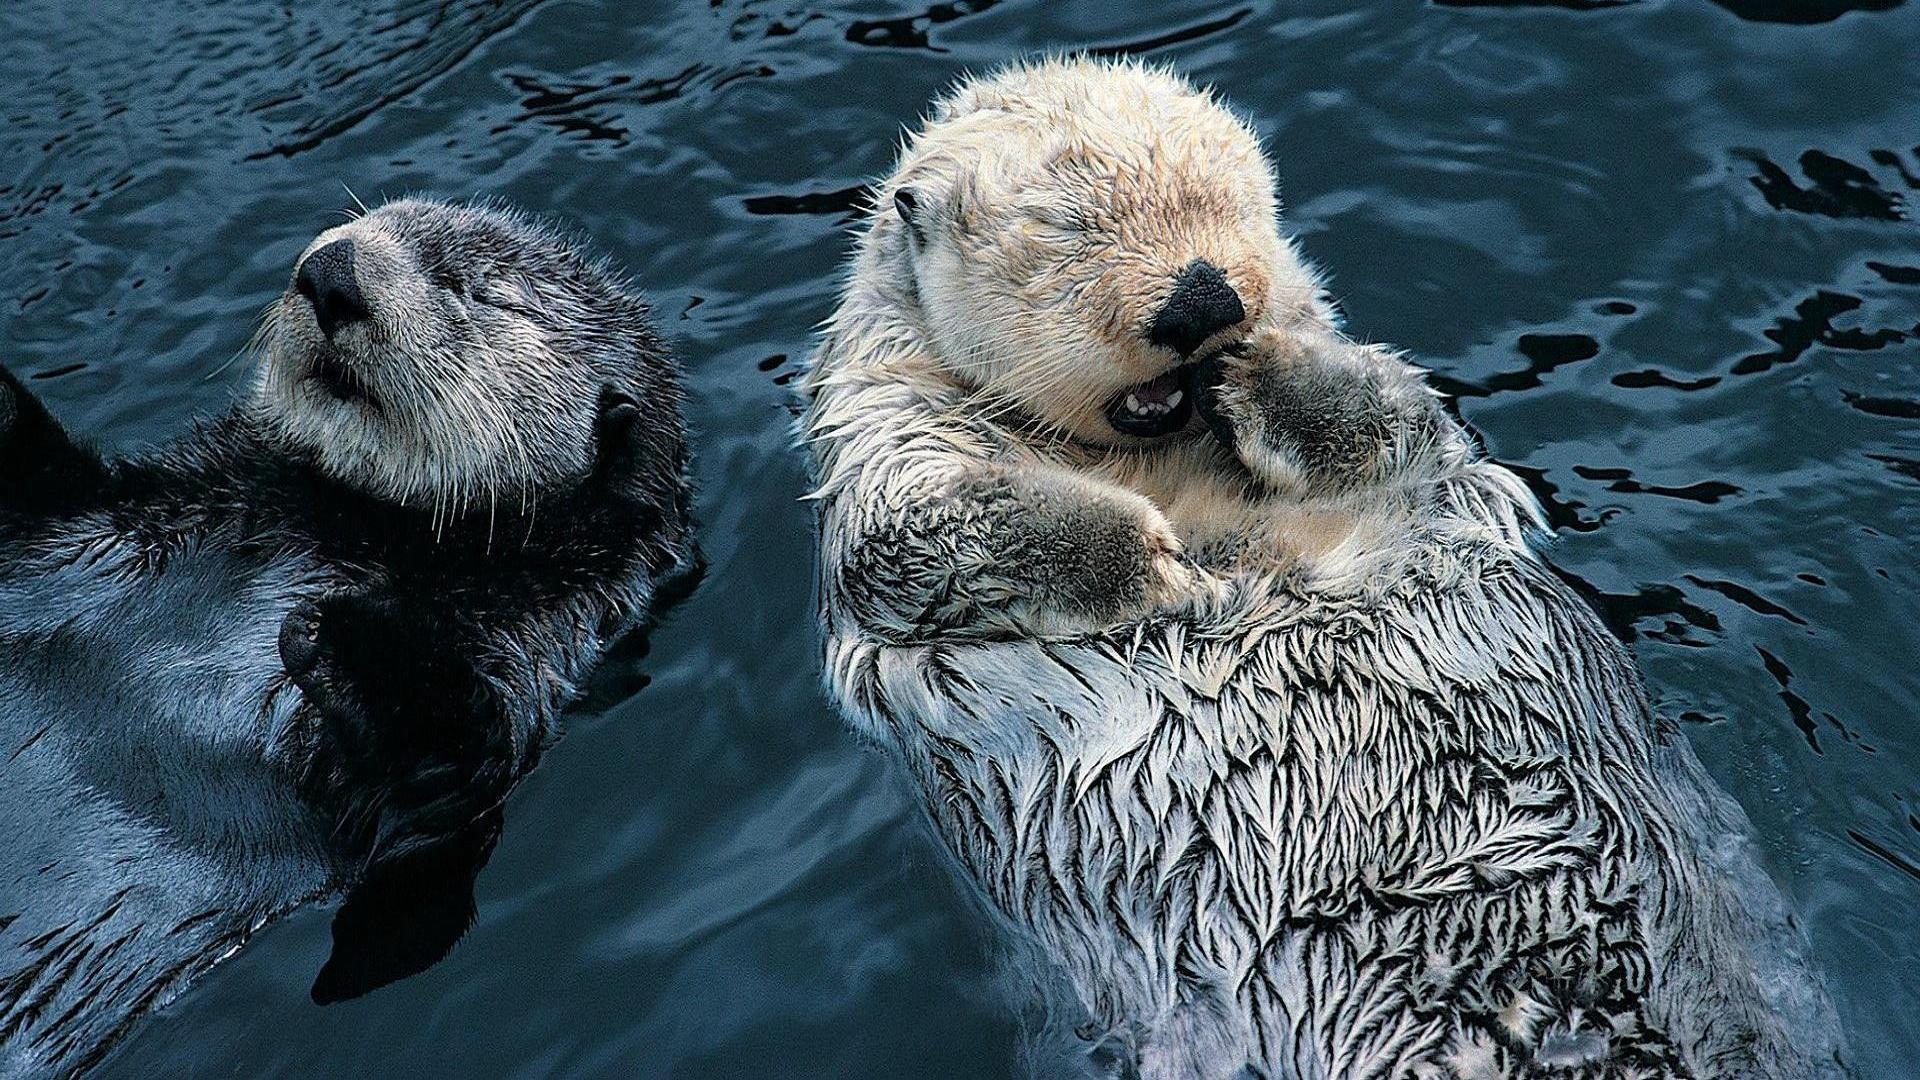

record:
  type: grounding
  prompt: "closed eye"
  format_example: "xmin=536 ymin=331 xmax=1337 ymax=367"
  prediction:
xmin=1026 ymin=208 xmax=1090 ymax=234
xmin=472 ymin=279 xmax=542 ymax=319
xmin=427 ymin=267 xmax=467 ymax=295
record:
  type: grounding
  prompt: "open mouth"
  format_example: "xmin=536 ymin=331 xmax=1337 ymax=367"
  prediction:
xmin=306 ymin=351 xmax=379 ymax=410
xmin=1105 ymin=365 xmax=1195 ymax=437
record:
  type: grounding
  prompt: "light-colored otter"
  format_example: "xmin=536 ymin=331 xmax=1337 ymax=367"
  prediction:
xmin=0 ymin=198 xmax=692 ymax=1075
xmin=802 ymin=58 xmax=1848 ymax=1077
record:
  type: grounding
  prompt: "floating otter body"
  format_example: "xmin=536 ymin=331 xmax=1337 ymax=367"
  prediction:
xmin=0 ymin=199 xmax=692 ymax=1075
xmin=802 ymin=59 xmax=1847 ymax=1077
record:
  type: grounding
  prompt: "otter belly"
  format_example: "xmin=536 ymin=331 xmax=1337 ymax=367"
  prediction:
xmin=0 ymin=534 xmax=338 ymax=1076
xmin=831 ymin=559 xmax=1848 ymax=1079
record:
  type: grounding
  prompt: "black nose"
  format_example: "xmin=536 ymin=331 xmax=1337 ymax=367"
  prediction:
xmin=1148 ymin=260 xmax=1246 ymax=357
xmin=294 ymin=238 xmax=369 ymax=339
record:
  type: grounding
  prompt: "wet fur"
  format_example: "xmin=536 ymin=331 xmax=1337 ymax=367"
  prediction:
xmin=802 ymin=57 xmax=1848 ymax=1078
xmin=0 ymin=201 xmax=692 ymax=1076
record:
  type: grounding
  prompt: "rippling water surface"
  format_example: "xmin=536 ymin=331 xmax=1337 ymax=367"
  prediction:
xmin=3 ymin=1 xmax=1916 ymax=1075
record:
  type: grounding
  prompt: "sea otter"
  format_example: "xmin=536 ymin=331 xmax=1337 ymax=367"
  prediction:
xmin=801 ymin=58 xmax=1848 ymax=1077
xmin=0 ymin=198 xmax=693 ymax=1076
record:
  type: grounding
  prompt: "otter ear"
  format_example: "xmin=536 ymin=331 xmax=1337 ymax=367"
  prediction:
xmin=591 ymin=384 xmax=644 ymax=485
xmin=893 ymin=187 xmax=926 ymax=246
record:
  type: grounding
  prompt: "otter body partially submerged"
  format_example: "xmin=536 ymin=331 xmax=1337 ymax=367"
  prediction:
xmin=803 ymin=58 xmax=1847 ymax=1077
xmin=0 ymin=199 xmax=692 ymax=1075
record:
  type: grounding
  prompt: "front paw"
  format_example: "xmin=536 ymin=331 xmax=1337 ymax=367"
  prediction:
xmin=279 ymin=595 xmax=405 ymax=782
xmin=280 ymin=595 xmax=510 ymax=854
xmin=277 ymin=595 xmax=419 ymax=731
xmin=1190 ymin=327 xmax=1446 ymax=496
xmin=278 ymin=598 xmax=329 ymax=687
xmin=990 ymin=468 xmax=1209 ymax=622
xmin=1138 ymin=512 xmax=1216 ymax=608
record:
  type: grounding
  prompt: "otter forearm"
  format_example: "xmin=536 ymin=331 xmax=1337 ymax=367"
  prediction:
xmin=835 ymin=463 xmax=1196 ymax=640
xmin=281 ymin=593 xmax=595 ymax=863
xmin=0 ymin=364 xmax=111 ymax=513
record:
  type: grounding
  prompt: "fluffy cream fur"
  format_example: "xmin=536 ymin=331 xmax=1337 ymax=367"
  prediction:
xmin=877 ymin=58 xmax=1329 ymax=448
xmin=802 ymin=57 xmax=1847 ymax=1077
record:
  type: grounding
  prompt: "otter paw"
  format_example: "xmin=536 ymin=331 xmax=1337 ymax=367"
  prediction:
xmin=0 ymin=363 xmax=112 ymax=508
xmin=281 ymin=594 xmax=512 ymax=855
xmin=278 ymin=598 xmax=328 ymax=683
xmin=990 ymin=469 xmax=1207 ymax=620
xmin=1191 ymin=329 xmax=1444 ymax=495
xmin=0 ymin=364 xmax=41 ymax=461
xmin=277 ymin=594 xmax=419 ymax=718
xmin=1138 ymin=513 xmax=1211 ymax=606
xmin=279 ymin=595 xmax=397 ymax=774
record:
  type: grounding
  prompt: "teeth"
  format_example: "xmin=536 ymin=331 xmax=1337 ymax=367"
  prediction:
xmin=1119 ymin=387 xmax=1182 ymax=420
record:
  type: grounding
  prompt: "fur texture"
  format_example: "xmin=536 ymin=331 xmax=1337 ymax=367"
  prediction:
xmin=802 ymin=57 xmax=1847 ymax=1078
xmin=0 ymin=199 xmax=692 ymax=1076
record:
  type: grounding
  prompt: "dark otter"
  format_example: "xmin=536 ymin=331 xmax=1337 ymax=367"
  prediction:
xmin=0 ymin=198 xmax=693 ymax=1076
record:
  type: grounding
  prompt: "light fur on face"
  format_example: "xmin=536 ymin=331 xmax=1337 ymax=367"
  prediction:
xmin=880 ymin=57 xmax=1332 ymax=446
xmin=253 ymin=197 xmax=656 ymax=522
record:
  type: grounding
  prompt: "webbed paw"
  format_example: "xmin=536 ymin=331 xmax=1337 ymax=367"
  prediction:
xmin=0 ymin=367 xmax=20 ymax=440
xmin=1191 ymin=327 xmax=1447 ymax=496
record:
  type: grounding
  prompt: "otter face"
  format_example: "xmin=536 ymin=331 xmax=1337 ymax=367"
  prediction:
xmin=255 ymin=198 xmax=661 ymax=513
xmin=885 ymin=58 xmax=1330 ymax=446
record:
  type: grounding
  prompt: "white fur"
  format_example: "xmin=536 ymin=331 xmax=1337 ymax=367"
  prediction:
xmin=802 ymin=57 xmax=1847 ymax=1078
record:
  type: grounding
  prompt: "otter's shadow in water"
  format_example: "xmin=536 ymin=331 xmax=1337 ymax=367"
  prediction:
xmin=315 ymin=811 xmax=505 ymax=1005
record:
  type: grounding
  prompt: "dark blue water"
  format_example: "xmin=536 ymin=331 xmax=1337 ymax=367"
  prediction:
xmin=2 ymin=1 xmax=1916 ymax=1075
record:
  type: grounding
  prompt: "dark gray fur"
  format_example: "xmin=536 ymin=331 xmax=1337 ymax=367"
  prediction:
xmin=0 ymin=199 xmax=692 ymax=1076
xmin=841 ymin=464 xmax=1177 ymax=641
xmin=1193 ymin=335 xmax=1447 ymax=498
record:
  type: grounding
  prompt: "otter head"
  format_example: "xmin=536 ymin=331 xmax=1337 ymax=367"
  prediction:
xmin=255 ymin=197 xmax=666 ymax=513
xmin=879 ymin=57 xmax=1330 ymax=446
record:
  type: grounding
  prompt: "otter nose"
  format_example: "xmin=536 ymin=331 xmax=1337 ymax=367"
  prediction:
xmin=294 ymin=238 xmax=369 ymax=339
xmin=1148 ymin=260 xmax=1246 ymax=357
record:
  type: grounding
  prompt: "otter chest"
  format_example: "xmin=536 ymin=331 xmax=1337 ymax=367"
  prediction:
xmin=0 ymin=530 xmax=341 ymax=856
xmin=1070 ymin=442 xmax=1360 ymax=571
